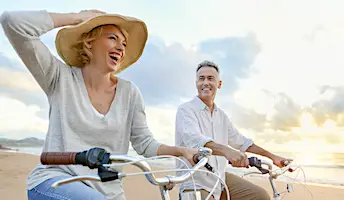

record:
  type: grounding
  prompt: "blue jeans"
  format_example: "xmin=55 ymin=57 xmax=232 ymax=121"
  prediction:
xmin=27 ymin=176 xmax=107 ymax=200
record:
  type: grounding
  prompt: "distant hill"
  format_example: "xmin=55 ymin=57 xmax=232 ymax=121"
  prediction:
xmin=0 ymin=144 xmax=12 ymax=150
xmin=0 ymin=137 xmax=44 ymax=147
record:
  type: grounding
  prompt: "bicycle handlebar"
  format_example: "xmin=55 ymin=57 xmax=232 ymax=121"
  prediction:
xmin=41 ymin=152 xmax=78 ymax=165
xmin=41 ymin=147 xmax=110 ymax=169
xmin=41 ymin=147 xmax=292 ymax=190
xmin=40 ymin=147 xmax=213 ymax=189
xmin=243 ymin=157 xmax=294 ymax=179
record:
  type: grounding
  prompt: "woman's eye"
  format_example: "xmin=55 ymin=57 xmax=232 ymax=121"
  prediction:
xmin=110 ymin=36 xmax=116 ymax=40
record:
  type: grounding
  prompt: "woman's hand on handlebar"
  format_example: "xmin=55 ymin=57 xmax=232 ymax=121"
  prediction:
xmin=180 ymin=147 xmax=199 ymax=166
xmin=157 ymin=145 xmax=199 ymax=166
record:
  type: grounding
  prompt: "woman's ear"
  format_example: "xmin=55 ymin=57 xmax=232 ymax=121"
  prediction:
xmin=85 ymin=40 xmax=92 ymax=49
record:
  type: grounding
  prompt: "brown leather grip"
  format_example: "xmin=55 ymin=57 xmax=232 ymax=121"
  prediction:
xmin=40 ymin=152 xmax=77 ymax=165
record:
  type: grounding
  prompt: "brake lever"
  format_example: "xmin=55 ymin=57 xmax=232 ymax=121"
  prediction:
xmin=257 ymin=167 xmax=270 ymax=174
xmin=98 ymin=166 xmax=122 ymax=182
xmin=248 ymin=157 xmax=270 ymax=174
xmin=51 ymin=167 xmax=122 ymax=189
xmin=193 ymin=148 xmax=214 ymax=173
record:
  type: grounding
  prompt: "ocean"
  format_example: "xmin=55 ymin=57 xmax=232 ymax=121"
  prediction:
xmin=8 ymin=147 xmax=344 ymax=187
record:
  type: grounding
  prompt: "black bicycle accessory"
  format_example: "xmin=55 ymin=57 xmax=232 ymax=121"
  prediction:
xmin=76 ymin=147 xmax=111 ymax=169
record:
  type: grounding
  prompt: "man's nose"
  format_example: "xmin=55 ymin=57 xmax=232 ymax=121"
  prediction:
xmin=203 ymin=79 xmax=210 ymax=85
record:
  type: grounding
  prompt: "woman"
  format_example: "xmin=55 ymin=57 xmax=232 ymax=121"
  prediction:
xmin=1 ymin=10 xmax=197 ymax=200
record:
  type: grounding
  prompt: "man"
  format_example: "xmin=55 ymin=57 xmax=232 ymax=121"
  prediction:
xmin=175 ymin=60 xmax=290 ymax=200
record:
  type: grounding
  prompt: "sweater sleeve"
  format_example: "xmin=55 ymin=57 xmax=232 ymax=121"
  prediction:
xmin=129 ymin=83 xmax=161 ymax=157
xmin=1 ymin=10 xmax=64 ymax=95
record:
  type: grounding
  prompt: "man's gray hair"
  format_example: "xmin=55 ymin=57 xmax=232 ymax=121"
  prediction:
xmin=196 ymin=60 xmax=220 ymax=73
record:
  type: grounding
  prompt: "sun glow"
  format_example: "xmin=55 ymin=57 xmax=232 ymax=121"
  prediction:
xmin=291 ymin=112 xmax=338 ymax=135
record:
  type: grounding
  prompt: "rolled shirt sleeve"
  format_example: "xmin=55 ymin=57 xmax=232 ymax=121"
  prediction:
xmin=227 ymin=118 xmax=253 ymax=152
xmin=175 ymin=106 xmax=214 ymax=149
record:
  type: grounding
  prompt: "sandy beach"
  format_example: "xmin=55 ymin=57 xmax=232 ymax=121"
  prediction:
xmin=1 ymin=151 xmax=343 ymax=200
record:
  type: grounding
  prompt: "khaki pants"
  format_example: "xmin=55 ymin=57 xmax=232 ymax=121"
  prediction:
xmin=180 ymin=172 xmax=270 ymax=200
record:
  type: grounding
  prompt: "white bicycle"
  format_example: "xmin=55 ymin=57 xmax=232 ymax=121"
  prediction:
xmin=40 ymin=148 xmax=305 ymax=200
xmin=40 ymin=147 xmax=215 ymax=200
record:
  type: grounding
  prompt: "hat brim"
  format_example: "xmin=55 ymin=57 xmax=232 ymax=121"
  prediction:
xmin=55 ymin=14 xmax=148 ymax=74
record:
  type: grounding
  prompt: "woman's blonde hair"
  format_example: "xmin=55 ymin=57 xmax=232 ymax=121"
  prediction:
xmin=73 ymin=24 xmax=128 ymax=66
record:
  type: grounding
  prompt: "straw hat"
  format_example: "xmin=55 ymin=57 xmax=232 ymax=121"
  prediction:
xmin=55 ymin=14 xmax=148 ymax=74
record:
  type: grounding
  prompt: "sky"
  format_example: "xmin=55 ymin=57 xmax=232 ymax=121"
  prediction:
xmin=0 ymin=0 xmax=344 ymax=153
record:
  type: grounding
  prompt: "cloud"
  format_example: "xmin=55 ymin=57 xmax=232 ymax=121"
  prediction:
xmin=0 ymin=53 xmax=14 ymax=68
xmin=0 ymin=89 xmax=49 ymax=119
xmin=222 ymin=101 xmax=267 ymax=132
xmin=0 ymin=52 xmax=23 ymax=71
xmin=230 ymin=89 xmax=344 ymax=145
xmin=0 ymin=67 xmax=42 ymax=92
xmin=119 ymin=33 xmax=261 ymax=106
xmin=254 ymin=129 xmax=302 ymax=145
xmin=0 ymin=49 xmax=44 ymax=92
xmin=229 ymin=88 xmax=302 ymax=132
xmin=310 ymin=85 xmax=344 ymax=126
xmin=266 ymin=92 xmax=302 ymax=131
xmin=0 ymin=53 xmax=49 ymax=119
xmin=198 ymin=32 xmax=261 ymax=93
xmin=119 ymin=40 xmax=204 ymax=105
xmin=145 ymin=105 xmax=177 ymax=145
xmin=0 ymin=96 xmax=48 ymax=135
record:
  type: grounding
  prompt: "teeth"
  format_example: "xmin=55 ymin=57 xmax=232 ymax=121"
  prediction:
xmin=110 ymin=55 xmax=118 ymax=61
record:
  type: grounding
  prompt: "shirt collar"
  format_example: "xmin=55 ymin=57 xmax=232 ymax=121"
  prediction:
xmin=193 ymin=96 xmax=218 ymax=112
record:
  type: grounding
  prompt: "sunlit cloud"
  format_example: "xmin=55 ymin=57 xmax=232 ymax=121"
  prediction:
xmin=0 ymin=96 xmax=48 ymax=136
xmin=0 ymin=68 xmax=42 ymax=92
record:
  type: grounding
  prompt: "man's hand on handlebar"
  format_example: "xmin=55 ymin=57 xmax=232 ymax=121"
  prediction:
xmin=271 ymin=154 xmax=293 ymax=168
xmin=225 ymin=149 xmax=249 ymax=168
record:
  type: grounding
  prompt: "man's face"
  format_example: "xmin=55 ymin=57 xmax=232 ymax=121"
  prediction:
xmin=196 ymin=66 xmax=221 ymax=100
